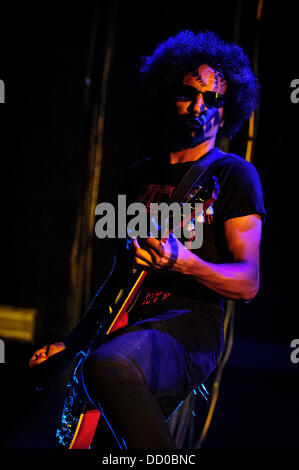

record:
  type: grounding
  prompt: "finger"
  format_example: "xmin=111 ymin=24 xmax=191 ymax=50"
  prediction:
xmin=134 ymin=257 xmax=151 ymax=268
xmin=134 ymin=239 xmax=169 ymax=268
xmin=132 ymin=237 xmax=141 ymax=250
xmin=143 ymin=237 xmax=160 ymax=249
xmin=140 ymin=239 xmax=170 ymax=267
xmin=144 ymin=238 xmax=166 ymax=257
xmin=29 ymin=355 xmax=48 ymax=368
xmin=32 ymin=352 xmax=48 ymax=361
xmin=45 ymin=344 xmax=58 ymax=357
xmin=29 ymin=350 xmax=46 ymax=362
xmin=134 ymin=247 xmax=153 ymax=265
xmin=132 ymin=239 xmax=154 ymax=269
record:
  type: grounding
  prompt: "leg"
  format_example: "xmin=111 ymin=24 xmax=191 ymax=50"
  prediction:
xmin=83 ymin=309 xmax=223 ymax=449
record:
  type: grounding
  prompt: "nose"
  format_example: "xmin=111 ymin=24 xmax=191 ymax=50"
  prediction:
xmin=188 ymin=93 xmax=205 ymax=116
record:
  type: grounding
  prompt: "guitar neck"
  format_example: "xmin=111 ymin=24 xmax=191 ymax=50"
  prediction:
xmin=105 ymin=266 xmax=147 ymax=334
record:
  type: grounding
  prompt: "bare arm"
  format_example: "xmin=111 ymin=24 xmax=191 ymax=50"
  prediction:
xmin=133 ymin=214 xmax=262 ymax=302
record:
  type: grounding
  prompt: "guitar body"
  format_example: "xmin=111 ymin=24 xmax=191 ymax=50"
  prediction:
xmin=55 ymin=177 xmax=219 ymax=449
xmin=67 ymin=317 xmax=129 ymax=450
xmin=56 ymin=308 xmax=130 ymax=449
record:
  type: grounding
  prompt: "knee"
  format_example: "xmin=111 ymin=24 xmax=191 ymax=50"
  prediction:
xmin=82 ymin=350 xmax=114 ymax=385
xmin=82 ymin=348 xmax=139 ymax=390
xmin=82 ymin=351 xmax=101 ymax=387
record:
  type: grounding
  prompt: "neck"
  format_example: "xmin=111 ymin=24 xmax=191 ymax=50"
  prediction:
xmin=169 ymin=138 xmax=216 ymax=164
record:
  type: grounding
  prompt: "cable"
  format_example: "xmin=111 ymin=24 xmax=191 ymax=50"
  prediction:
xmin=196 ymin=300 xmax=235 ymax=448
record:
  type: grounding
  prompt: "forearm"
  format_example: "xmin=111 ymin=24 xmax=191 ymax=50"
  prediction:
xmin=132 ymin=223 xmax=261 ymax=302
xmin=177 ymin=251 xmax=259 ymax=302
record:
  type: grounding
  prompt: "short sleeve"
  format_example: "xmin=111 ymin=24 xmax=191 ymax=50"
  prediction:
xmin=216 ymin=157 xmax=266 ymax=223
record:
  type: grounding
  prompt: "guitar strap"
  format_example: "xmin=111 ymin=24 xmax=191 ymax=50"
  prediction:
xmin=169 ymin=147 xmax=226 ymax=204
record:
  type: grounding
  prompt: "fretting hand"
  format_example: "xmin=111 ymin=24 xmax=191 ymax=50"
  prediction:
xmin=132 ymin=235 xmax=193 ymax=273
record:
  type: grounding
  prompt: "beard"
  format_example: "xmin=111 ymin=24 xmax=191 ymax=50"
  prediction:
xmin=162 ymin=113 xmax=212 ymax=152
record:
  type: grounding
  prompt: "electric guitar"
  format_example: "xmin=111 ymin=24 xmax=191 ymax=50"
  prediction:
xmin=93 ymin=174 xmax=220 ymax=338
xmin=36 ymin=175 xmax=220 ymax=449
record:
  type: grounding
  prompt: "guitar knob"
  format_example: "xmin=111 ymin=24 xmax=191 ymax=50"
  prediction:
xmin=196 ymin=211 xmax=205 ymax=223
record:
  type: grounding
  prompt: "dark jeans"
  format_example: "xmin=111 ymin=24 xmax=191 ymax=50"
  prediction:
xmin=82 ymin=304 xmax=224 ymax=449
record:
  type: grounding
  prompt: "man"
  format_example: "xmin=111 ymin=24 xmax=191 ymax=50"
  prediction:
xmin=29 ymin=30 xmax=266 ymax=448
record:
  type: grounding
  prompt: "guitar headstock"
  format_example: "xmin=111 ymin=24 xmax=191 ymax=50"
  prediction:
xmin=184 ymin=176 xmax=220 ymax=206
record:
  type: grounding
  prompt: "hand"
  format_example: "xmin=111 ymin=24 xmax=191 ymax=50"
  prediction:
xmin=132 ymin=235 xmax=193 ymax=273
xmin=29 ymin=342 xmax=66 ymax=368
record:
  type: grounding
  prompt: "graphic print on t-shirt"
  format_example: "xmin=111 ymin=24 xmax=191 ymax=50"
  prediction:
xmin=137 ymin=182 xmax=216 ymax=224
xmin=135 ymin=180 xmax=216 ymax=306
xmin=137 ymin=183 xmax=175 ymax=208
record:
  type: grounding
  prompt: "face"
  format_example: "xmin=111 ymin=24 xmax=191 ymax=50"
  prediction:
xmin=168 ymin=64 xmax=227 ymax=151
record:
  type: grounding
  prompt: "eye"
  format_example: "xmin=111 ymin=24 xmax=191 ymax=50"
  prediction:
xmin=202 ymin=91 xmax=225 ymax=108
xmin=175 ymin=92 xmax=192 ymax=102
xmin=175 ymin=86 xmax=196 ymax=102
xmin=176 ymin=95 xmax=191 ymax=101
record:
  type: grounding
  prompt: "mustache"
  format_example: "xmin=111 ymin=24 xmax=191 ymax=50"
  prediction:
xmin=181 ymin=116 xmax=205 ymax=130
xmin=179 ymin=108 xmax=219 ymax=130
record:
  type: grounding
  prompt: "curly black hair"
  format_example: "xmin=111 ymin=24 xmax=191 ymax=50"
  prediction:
xmin=139 ymin=30 xmax=260 ymax=139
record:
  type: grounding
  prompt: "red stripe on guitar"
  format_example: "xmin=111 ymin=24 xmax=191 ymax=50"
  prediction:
xmin=108 ymin=270 xmax=147 ymax=333
xmin=69 ymin=409 xmax=101 ymax=449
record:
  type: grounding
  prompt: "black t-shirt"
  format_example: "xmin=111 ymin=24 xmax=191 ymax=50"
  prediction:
xmin=63 ymin=148 xmax=266 ymax=354
xmin=126 ymin=148 xmax=266 ymax=316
